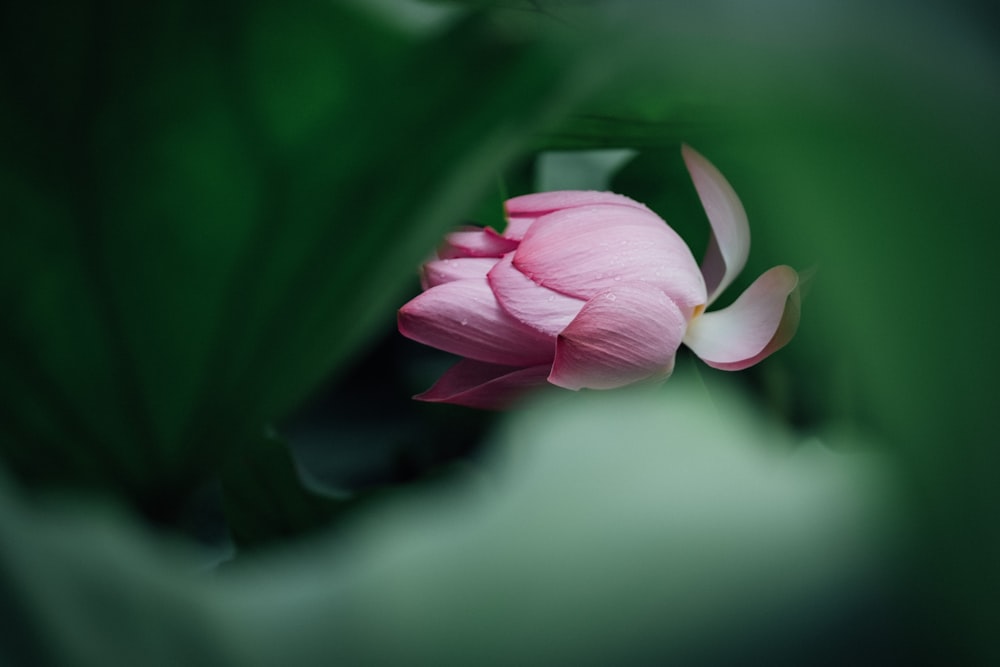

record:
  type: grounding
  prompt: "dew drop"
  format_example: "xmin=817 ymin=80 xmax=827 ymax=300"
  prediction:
xmin=460 ymin=318 xmax=469 ymax=326
xmin=606 ymin=293 xmax=617 ymax=301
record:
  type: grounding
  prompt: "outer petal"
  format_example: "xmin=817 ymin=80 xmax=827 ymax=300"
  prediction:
xmin=439 ymin=226 xmax=518 ymax=259
xmin=487 ymin=253 xmax=586 ymax=336
xmin=548 ymin=282 xmax=687 ymax=390
xmin=513 ymin=204 xmax=706 ymax=315
xmin=415 ymin=359 xmax=551 ymax=409
xmin=422 ymin=257 xmax=499 ymax=289
xmin=683 ymin=265 xmax=799 ymax=371
xmin=682 ymin=144 xmax=751 ymax=306
xmin=398 ymin=279 xmax=555 ymax=366
xmin=504 ymin=190 xmax=651 ymax=234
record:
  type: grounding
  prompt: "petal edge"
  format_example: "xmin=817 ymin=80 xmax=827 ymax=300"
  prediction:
xmin=683 ymin=265 xmax=799 ymax=371
xmin=682 ymin=144 xmax=751 ymax=305
xmin=415 ymin=360 xmax=551 ymax=409
xmin=549 ymin=282 xmax=687 ymax=390
xmin=398 ymin=279 xmax=555 ymax=366
xmin=488 ymin=253 xmax=586 ymax=336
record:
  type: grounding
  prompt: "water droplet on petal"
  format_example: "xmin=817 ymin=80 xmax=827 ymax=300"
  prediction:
xmin=460 ymin=319 xmax=468 ymax=326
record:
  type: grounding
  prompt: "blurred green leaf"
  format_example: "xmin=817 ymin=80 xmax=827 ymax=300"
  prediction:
xmin=0 ymin=381 xmax=903 ymax=666
xmin=540 ymin=112 xmax=712 ymax=150
xmin=0 ymin=0 xmax=609 ymax=508
xmin=0 ymin=478 xmax=234 ymax=666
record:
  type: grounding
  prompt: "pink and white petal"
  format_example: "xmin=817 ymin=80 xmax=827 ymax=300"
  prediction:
xmin=548 ymin=282 xmax=687 ymax=391
xmin=683 ymin=265 xmax=799 ymax=371
xmin=488 ymin=253 xmax=586 ymax=336
xmin=682 ymin=144 xmax=751 ymax=306
xmin=415 ymin=359 xmax=552 ymax=410
xmin=439 ymin=226 xmax=518 ymax=259
xmin=706 ymin=283 xmax=801 ymax=371
xmin=398 ymin=279 xmax=555 ymax=366
xmin=513 ymin=204 xmax=706 ymax=314
xmin=422 ymin=257 xmax=499 ymax=289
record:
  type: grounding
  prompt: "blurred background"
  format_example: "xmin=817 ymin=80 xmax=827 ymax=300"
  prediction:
xmin=1 ymin=0 xmax=998 ymax=664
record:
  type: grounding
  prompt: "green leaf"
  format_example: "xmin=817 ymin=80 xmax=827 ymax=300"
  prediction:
xmin=0 ymin=381 xmax=902 ymax=666
xmin=0 ymin=476 xmax=236 ymax=666
xmin=539 ymin=112 xmax=711 ymax=151
xmin=0 ymin=0 xmax=608 ymax=507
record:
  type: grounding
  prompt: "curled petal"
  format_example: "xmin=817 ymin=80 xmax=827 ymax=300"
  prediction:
xmin=488 ymin=253 xmax=586 ymax=336
xmin=514 ymin=204 xmax=706 ymax=314
xmin=548 ymin=282 xmax=687 ymax=390
xmin=398 ymin=279 xmax=554 ymax=366
xmin=682 ymin=144 xmax=751 ymax=306
xmin=439 ymin=226 xmax=518 ymax=259
xmin=683 ymin=265 xmax=799 ymax=371
xmin=415 ymin=360 xmax=551 ymax=410
xmin=422 ymin=257 xmax=499 ymax=289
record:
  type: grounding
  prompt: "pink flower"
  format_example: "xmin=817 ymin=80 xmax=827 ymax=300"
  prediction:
xmin=398 ymin=145 xmax=800 ymax=409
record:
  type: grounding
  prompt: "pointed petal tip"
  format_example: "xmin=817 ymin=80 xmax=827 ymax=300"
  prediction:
xmin=397 ymin=280 xmax=554 ymax=366
xmin=439 ymin=226 xmax=518 ymax=259
xmin=414 ymin=360 xmax=551 ymax=410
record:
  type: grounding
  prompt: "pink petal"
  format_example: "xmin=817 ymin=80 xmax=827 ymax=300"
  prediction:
xmin=682 ymin=144 xmax=751 ymax=306
xmin=439 ymin=226 xmax=518 ymax=259
xmin=398 ymin=279 xmax=555 ymax=366
xmin=501 ymin=216 xmax=535 ymax=242
xmin=422 ymin=257 xmax=499 ymax=289
xmin=513 ymin=204 xmax=706 ymax=315
xmin=488 ymin=253 xmax=586 ymax=336
xmin=548 ymin=282 xmax=687 ymax=390
xmin=683 ymin=265 xmax=799 ymax=371
xmin=415 ymin=359 xmax=551 ymax=409
xmin=504 ymin=191 xmax=650 ymax=241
